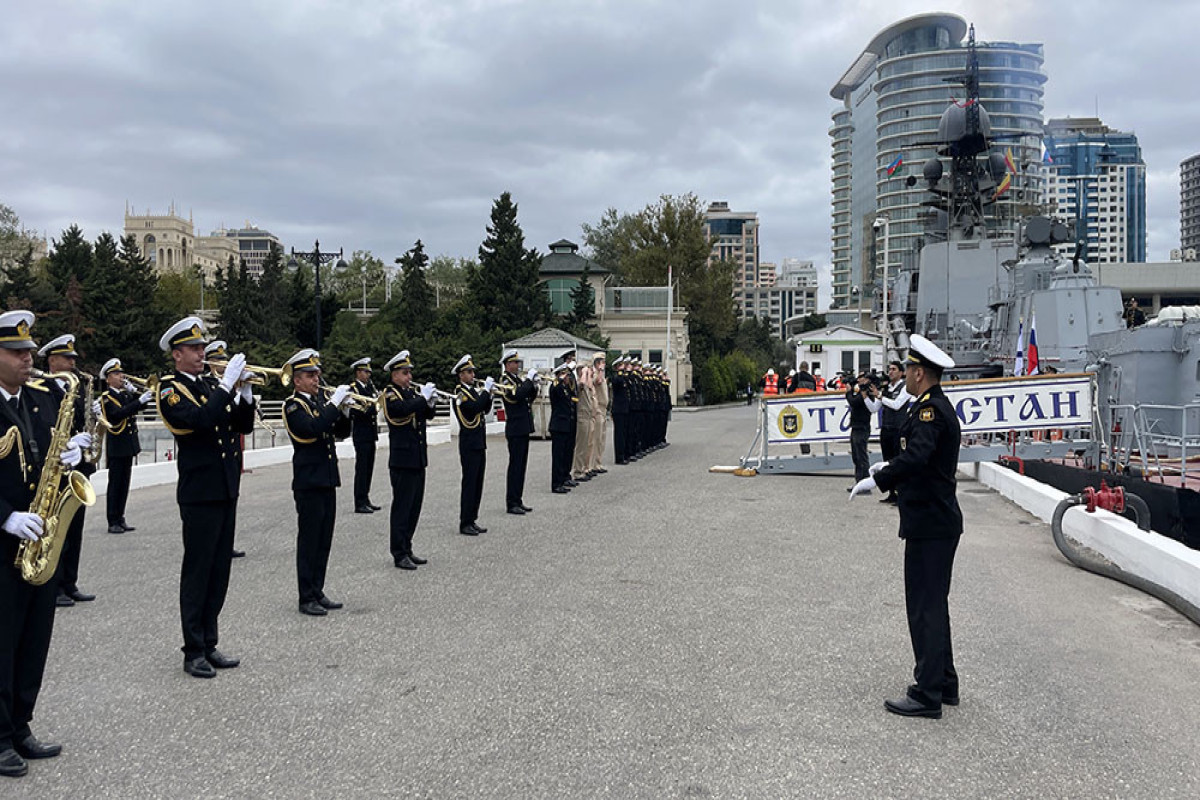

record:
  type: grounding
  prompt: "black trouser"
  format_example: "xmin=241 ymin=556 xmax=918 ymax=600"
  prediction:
xmin=57 ymin=507 xmax=86 ymax=594
xmin=0 ymin=538 xmax=58 ymax=749
xmin=904 ymin=536 xmax=960 ymax=706
xmin=389 ymin=467 xmax=425 ymax=560
xmin=459 ymin=448 xmax=485 ymax=526
xmin=505 ymin=435 xmax=529 ymax=509
xmin=850 ymin=428 xmax=870 ymax=480
xmin=880 ymin=428 xmax=900 ymax=495
xmin=179 ymin=500 xmax=237 ymax=659
xmin=353 ymin=439 xmax=375 ymax=507
xmin=106 ymin=454 xmax=134 ymax=526
xmin=612 ymin=413 xmax=628 ymax=462
xmin=551 ymin=431 xmax=572 ymax=488
xmin=295 ymin=488 xmax=336 ymax=605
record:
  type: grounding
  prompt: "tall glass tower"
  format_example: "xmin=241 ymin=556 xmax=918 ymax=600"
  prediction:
xmin=829 ymin=14 xmax=1046 ymax=310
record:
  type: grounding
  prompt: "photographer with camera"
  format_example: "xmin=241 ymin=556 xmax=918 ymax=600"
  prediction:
xmin=845 ymin=370 xmax=879 ymax=485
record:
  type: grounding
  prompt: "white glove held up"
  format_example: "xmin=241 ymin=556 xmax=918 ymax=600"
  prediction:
xmin=139 ymin=390 xmax=154 ymax=405
xmin=329 ymin=385 xmax=352 ymax=408
xmin=220 ymin=353 xmax=247 ymax=392
xmin=420 ymin=383 xmax=436 ymax=401
xmin=526 ymin=367 xmax=539 ymax=382
xmin=482 ymin=376 xmax=495 ymax=393
xmin=69 ymin=432 xmax=92 ymax=451
xmin=3 ymin=511 xmax=43 ymax=541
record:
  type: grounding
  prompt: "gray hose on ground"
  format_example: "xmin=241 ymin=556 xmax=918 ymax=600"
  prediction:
xmin=1051 ymin=494 xmax=1200 ymax=627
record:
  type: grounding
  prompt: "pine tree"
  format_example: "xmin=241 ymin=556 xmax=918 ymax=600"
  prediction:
xmin=568 ymin=260 xmax=595 ymax=327
xmin=470 ymin=192 xmax=550 ymax=333
xmin=43 ymin=224 xmax=94 ymax=337
xmin=2 ymin=245 xmax=39 ymax=310
xmin=396 ymin=239 xmax=436 ymax=335
xmin=256 ymin=242 xmax=291 ymax=345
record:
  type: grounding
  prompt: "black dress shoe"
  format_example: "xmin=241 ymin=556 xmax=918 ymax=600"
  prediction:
xmin=520 ymin=505 xmax=533 ymax=512
xmin=552 ymin=486 xmax=570 ymax=494
xmin=298 ymin=601 xmax=327 ymax=616
xmin=616 ymin=460 xmax=629 ymax=465
xmin=354 ymin=505 xmax=374 ymax=514
xmin=0 ymin=748 xmax=28 ymax=777
xmin=564 ymin=480 xmax=579 ymax=488
xmin=231 ymin=549 xmax=245 ymax=558
xmin=184 ymin=656 xmax=216 ymax=678
xmin=15 ymin=735 xmax=61 ymax=760
xmin=55 ymin=592 xmax=75 ymax=608
xmin=368 ymin=502 xmax=382 ymax=511
xmin=317 ymin=596 xmax=343 ymax=610
xmin=907 ymin=683 xmax=958 ymax=706
xmin=472 ymin=523 xmax=488 ymax=534
xmin=594 ymin=468 xmax=607 ymax=474
xmin=408 ymin=554 xmax=427 ymax=565
xmin=107 ymin=524 xmax=126 ymax=534
xmin=395 ymin=556 xmax=418 ymax=570
xmin=884 ymin=695 xmax=942 ymax=719
xmin=206 ymin=649 xmax=240 ymax=669
xmin=574 ymin=474 xmax=591 ymax=482
xmin=458 ymin=525 xmax=479 ymax=536
xmin=507 ymin=506 xmax=526 ymax=515
xmin=68 ymin=589 xmax=95 ymax=602
xmin=121 ymin=522 xmax=136 ymax=531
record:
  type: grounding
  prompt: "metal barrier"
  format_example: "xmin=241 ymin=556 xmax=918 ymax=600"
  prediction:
xmin=1108 ymin=403 xmax=1200 ymax=486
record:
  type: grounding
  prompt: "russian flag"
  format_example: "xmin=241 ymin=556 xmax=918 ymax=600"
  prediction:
xmin=1014 ymin=318 xmax=1025 ymax=376
xmin=1041 ymin=142 xmax=1053 ymax=165
xmin=886 ymin=154 xmax=903 ymax=176
xmin=1026 ymin=313 xmax=1040 ymax=376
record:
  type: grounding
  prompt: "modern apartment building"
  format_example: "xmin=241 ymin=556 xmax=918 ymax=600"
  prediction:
xmin=704 ymin=201 xmax=759 ymax=288
xmin=1182 ymin=153 xmax=1200 ymax=254
xmin=829 ymin=13 xmax=1046 ymax=310
xmin=1044 ymin=117 xmax=1147 ymax=263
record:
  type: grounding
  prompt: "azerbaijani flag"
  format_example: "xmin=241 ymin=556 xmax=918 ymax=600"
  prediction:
xmin=1026 ymin=313 xmax=1040 ymax=376
xmin=886 ymin=154 xmax=903 ymax=176
xmin=1014 ymin=318 xmax=1025 ymax=377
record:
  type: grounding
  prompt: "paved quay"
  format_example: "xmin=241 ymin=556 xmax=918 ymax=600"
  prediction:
xmin=24 ymin=405 xmax=1200 ymax=798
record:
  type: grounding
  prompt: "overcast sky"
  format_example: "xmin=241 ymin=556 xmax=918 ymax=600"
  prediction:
xmin=3 ymin=0 xmax=1197 ymax=308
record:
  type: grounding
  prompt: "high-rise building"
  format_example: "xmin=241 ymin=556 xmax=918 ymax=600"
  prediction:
xmin=1182 ymin=153 xmax=1200 ymax=254
xmin=203 ymin=223 xmax=283 ymax=277
xmin=758 ymin=261 xmax=777 ymax=287
xmin=704 ymin=201 xmax=759 ymax=288
xmin=778 ymin=258 xmax=818 ymax=288
xmin=1044 ymin=117 xmax=1147 ymax=263
xmin=829 ymin=13 xmax=1046 ymax=310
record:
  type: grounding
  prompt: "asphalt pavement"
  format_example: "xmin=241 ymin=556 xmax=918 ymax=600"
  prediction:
xmin=22 ymin=405 xmax=1200 ymax=798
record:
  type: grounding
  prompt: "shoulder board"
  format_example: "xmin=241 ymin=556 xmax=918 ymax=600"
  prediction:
xmin=25 ymin=379 xmax=50 ymax=393
xmin=455 ymin=385 xmax=471 ymax=398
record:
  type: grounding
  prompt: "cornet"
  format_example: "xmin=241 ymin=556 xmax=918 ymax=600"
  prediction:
xmin=123 ymin=374 xmax=160 ymax=393
xmin=203 ymin=360 xmax=293 ymax=387
xmin=318 ymin=383 xmax=383 ymax=412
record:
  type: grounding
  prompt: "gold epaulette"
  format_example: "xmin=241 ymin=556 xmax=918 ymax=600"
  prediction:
xmin=25 ymin=378 xmax=50 ymax=393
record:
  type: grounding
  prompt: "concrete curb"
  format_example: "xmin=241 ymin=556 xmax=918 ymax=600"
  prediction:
xmin=675 ymin=401 xmax=749 ymax=413
xmin=959 ymin=461 xmax=1200 ymax=615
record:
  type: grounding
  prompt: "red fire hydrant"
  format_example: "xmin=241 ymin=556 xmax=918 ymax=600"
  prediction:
xmin=1083 ymin=480 xmax=1125 ymax=514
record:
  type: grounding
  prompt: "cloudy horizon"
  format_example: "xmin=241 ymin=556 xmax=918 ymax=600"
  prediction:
xmin=3 ymin=0 xmax=1196 ymax=310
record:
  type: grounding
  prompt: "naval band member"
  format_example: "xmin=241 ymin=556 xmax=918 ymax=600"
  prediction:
xmin=98 ymin=358 xmax=153 ymax=534
xmin=452 ymin=355 xmax=493 ymax=536
xmin=0 ymin=311 xmax=87 ymax=777
xmin=349 ymin=357 xmax=382 ymax=514
xmin=382 ymin=350 xmax=436 ymax=569
xmin=851 ymin=334 xmax=963 ymax=719
xmin=157 ymin=317 xmax=255 ymax=678
xmin=497 ymin=349 xmax=538 ymax=515
xmin=548 ymin=361 xmax=575 ymax=493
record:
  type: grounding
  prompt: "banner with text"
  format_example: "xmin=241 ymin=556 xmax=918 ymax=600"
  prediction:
xmin=764 ymin=374 xmax=1093 ymax=445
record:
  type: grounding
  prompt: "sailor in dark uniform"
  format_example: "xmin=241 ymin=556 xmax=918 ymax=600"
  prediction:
xmin=452 ymin=355 xmax=493 ymax=536
xmin=37 ymin=334 xmax=96 ymax=608
xmin=157 ymin=316 xmax=256 ymax=678
xmin=0 ymin=311 xmax=87 ymax=777
xmin=98 ymin=358 xmax=153 ymax=534
xmin=497 ymin=349 xmax=539 ymax=515
xmin=548 ymin=362 xmax=576 ymax=493
xmin=348 ymin=357 xmax=381 ymax=514
xmin=202 ymin=340 xmax=246 ymax=558
xmin=610 ymin=356 xmax=630 ymax=465
xmin=282 ymin=350 xmax=353 ymax=616
xmin=851 ymin=334 xmax=963 ymax=719
xmin=382 ymin=350 xmax=437 ymax=569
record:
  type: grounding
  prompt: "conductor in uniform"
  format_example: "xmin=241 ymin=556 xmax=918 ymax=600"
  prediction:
xmin=157 ymin=316 xmax=256 ymax=678
xmin=0 ymin=311 xmax=88 ymax=777
xmin=382 ymin=350 xmax=437 ymax=569
xmin=497 ymin=349 xmax=538 ymax=515
xmin=851 ymin=334 xmax=963 ymax=718
xmin=98 ymin=358 xmax=153 ymax=534
xmin=37 ymin=334 xmax=96 ymax=608
xmin=282 ymin=350 xmax=353 ymax=616
xmin=349 ymin=357 xmax=381 ymax=514
xmin=452 ymin=355 xmax=494 ymax=535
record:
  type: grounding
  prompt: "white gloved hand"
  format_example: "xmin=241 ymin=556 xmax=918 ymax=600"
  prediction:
xmin=420 ymin=382 xmax=436 ymax=401
xmin=482 ymin=376 xmax=495 ymax=393
xmin=91 ymin=399 xmax=102 ymax=415
xmin=849 ymin=476 xmax=877 ymax=500
xmin=567 ymin=360 xmax=577 ymax=371
xmin=239 ymin=383 xmax=254 ymax=404
xmin=139 ymin=390 xmax=154 ymax=405
xmin=60 ymin=443 xmax=82 ymax=468
xmin=869 ymin=461 xmax=889 ymax=477
xmin=526 ymin=367 xmax=539 ymax=382
xmin=122 ymin=380 xmax=135 ymax=393
xmin=220 ymin=353 xmax=247 ymax=392
xmin=69 ymin=432 xmax=93 ymax=451
xmin=2 ymin=511 xmax=43 ymax=541
xmin=329 ymin=385 xmax=352 ymax=408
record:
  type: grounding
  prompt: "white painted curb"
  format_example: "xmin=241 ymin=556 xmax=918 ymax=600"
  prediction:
xmin=959 ymin=461 xmax=1200 ymax=614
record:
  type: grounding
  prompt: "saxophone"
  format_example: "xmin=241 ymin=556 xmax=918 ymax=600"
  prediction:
xmin=14 ymin=370 xmax=97 ymax=585
xmin=80 ymin=371 xmax=109 ymax=463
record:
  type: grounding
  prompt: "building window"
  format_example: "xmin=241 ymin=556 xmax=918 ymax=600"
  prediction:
xmin=859 ymin=351 xmax=871 ymax=371
xmin=842 ymin=351 xmax=855 ymax=373
xmin=649 ymin=349 xmax=663 ymax=365
xmin=544 ymin=278 xmax=575 ymax=315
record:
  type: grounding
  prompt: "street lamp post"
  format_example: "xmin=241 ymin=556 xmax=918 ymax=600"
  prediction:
xmin=874 ymin=213 xmax=891 ymax=362
xmin=289 ymin=240 xmax=344 ymax=350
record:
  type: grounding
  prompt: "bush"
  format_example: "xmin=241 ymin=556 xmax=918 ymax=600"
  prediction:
xmin=698 ymin=355 xmax=735 ymax=404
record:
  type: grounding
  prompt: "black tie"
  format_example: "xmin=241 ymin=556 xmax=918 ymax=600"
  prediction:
xmin=7 ymin=397 xmax=18 ymax=414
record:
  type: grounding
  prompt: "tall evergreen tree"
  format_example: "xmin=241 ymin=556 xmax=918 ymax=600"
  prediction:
xmin=568 ymin=260 xmax=596 ymax=328
xmin=470 ymin=192 xmax=550 ymax=333
xmin=1 ymin=244 xmax=41 ymax=310
xmin=396 ymin=239 xmax=436 ymax=334
xmin=43 ymin=224 xmax=94 ymax=338
xmin=256 ymin=242 xmax=291 ymax=345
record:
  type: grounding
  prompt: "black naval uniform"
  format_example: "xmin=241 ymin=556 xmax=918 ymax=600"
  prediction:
xmin=878 ymin=381 xmax=909 ymax=501
xmin=284 ymin=391 xmax=351 ymax=607
xmin=101 ymin=386 xmax=147 ymax=529
xmin=350 ymin=378 xmax=379 ymax=510
xmin=610 ymin=370 xmax=629 ymax=464
xmin=47 ymin=374 xmax=96 ymax=602
xmin=873 ymin=384 xmax=964 ymax=707
xmin=454 ymin=382 xmax=492 ymax=530
xmin=158 ymin=371 xmax=255 ymax=662
xmin=384 ymin=384 xmax=436 ymax=563
xmin=499 ymin=370 xmax=537 ymax=511
xmin=845 ymin=385 xmax=872 ymax=481
xmin=0 ymin=381 xmax=59 ymax=756
xmin=548 ymin=378 xmax=576 ymax=490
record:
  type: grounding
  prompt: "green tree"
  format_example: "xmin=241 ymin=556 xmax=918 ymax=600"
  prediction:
xmin=154 ymin=266 xmax=204 ymax=318
xmin=334 ymin=249 xmax=386 ymax=309
xmin=567 ymin=260 xmax=596 ymax=328
xmin=580 ymin=206 xmax=639 ymax=277
xmin=394 ymin=239 xmax=436 ymax=334
xmin=43 ymin=224 xmax=94 ymax=338
xmin=427 ymin=254 xmax=472 ymax=307
xmin=470 ymin=192 xmax=550 ymax=333
xmin=78 ymin=233 xmax=168 ymax=374
xmin=1 ymin=244 xmax=50 ymax=311
xmin=256 ymin=242 xmax=292 ymax=344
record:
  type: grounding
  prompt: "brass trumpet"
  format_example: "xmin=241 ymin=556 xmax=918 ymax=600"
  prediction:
xmin=123 ymin=374 xmax=160 ymax=393
xmin=318 ymin=383 xmax=383 ymax=412
xmin=203 ymin=360 xmax=293 ymax=387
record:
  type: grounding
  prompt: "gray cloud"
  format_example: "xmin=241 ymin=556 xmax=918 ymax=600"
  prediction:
xmin=3 ymin=0 xmax=1196 ymax=304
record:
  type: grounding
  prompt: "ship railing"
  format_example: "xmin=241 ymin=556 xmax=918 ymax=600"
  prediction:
xmin=1108 ymin=403 xmax=1200 ymax=487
